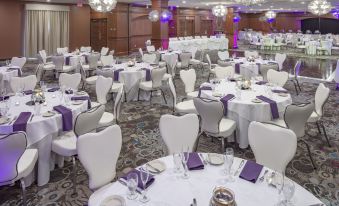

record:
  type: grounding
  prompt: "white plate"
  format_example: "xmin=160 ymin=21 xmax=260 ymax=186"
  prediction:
xmin=208 ymin=153 xmax=224 ymax=165
xmin=101 ymin=195 xmax=126 ymax=206
xmin=43 ymin=111 xmax=56 ymax=117
xmin=251 ymin=98 xmax=263 ymax=103
xmin=146 ymin=160 xmax=166 ymax=173
xmin=0 ymin=117 xmax=10 ymax=125
xmin=72 ymin=100 xmax=83 ymax=105
xmin=76 ymin=91 xmax=87 ymax=96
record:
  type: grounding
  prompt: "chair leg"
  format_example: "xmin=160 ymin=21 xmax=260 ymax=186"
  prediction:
xmin=299 ymin=140 xmax=316 ymax=169
xmin=296 ymin=79 xmax=302 ymax=92
xmin=20 ymin=179 xmax=27 ymax=206
xmin=137 ymin=88 xmax=140 ymax=101
xmin=320 ymin=122 xmax=331 ymax=147
xmin=221 ymin=137 xmax=225 ymax=153
xmin=160 ymin=89 xmax=167 ymax=105
xmin=316 ymin=121 xmax=322 ymax=134
xmin=207 ymin=72 xmax=212 ymax=82
xmin=150 ymin=91 xmax=153 ymax=104
xmin=293 ymin=81 xmax=299 ymax=95
xmin=72 ymin=156 xmax=77 ymax=194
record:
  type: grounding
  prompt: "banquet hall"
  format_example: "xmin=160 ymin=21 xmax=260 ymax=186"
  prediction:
xmin=0 ymin=0 xmax=338 ymax=205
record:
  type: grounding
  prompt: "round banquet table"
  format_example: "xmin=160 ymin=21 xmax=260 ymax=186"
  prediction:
xmin=88 ymin=155 xmax=323 ymax=206
xmin=0 ymin=66 xmax=20 ymax=93
xmin=0 ymin=90 xmax=88 ymax=186
xmin=231 ymin=57 xmax=278 ymax=79
xmin=200 ymin=80 xmax=292 ymax=149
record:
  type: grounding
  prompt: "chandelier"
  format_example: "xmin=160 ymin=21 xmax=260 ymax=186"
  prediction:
xmin=308 ymin=0 xmax=332 ymax=15
xmin=148 ymin=10 xmax=159 ymax=22
xmin=235 ymin=0 xmax=266 ymax=6
xmin=265 ymin=10 xmax=277 ymax=19
xmin=212 ymin=5 xmax=227 ymax=17
xmin=88 ymin=0 xmax=117 ymax=12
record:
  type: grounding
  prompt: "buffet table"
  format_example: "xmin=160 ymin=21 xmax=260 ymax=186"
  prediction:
xmin=169 ymin=37 xmax=229 ymax=51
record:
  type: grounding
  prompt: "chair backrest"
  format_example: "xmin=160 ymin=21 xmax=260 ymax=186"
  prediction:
xmin=11 ymin=57 xmax=26 ymax=69
xmin=0 ymin=132 xmax=27 ymax=185
xmin=193 ymin=98 xmax=224 ymax=135
xmin=52 ymin=56 xmax=65 ymax=71
xmin=100 ymin=47 xmax=109 ymax=56
xmin=109 ymin=50 xmax=114 ymax=56
xmin=218 ymin=51 xmax=229 ymax=61
xmin=284 ymin=102 xmax=314 ymax=138
xmin=10 ymin=75 xmax=37 ymax=92
xmin=151 ymin=67 xmax=166 ymax=88
xmin=168 ymin=77 xmax=177 ymax=106
xmin=139 ymin=48 xmax=144 ymax=58
xmin=244 ymin=50 xmax=259 ymax=58
xmin=146 ymin=45 xmax=156 ymax=52
xmin=142 ymin=53 xmax=157 ymax=64
xmin=101 ymin=55 xmax=114 ymax=66
xmin=159 ymin=114 xmax=199 ymax=154
xmin=274 ymin=53 xmax=287 ymax=71
xmin=179 ymin=52 xmax=192 ymax=68
xmin=96 ymin=76 xmax=113 ymax=105
xmin=215 ymin=66 xmax=234 ymax=79
xmin=314 ymin=83 xmax=330 ymax=117
xmin=248 ymin=122 xmax=297 ymax=173
xmin=180 ymin=69 xmax=196 ymax=94
xmin=166 ymin=54 xmax=178 ymax=76
xmin=88 ymin=54 xmax=100 ymax=69
xmin=259 ymin=66 xmax=272 ymax=82
xmin=293 ymin=60 xmax=302 ymax=78
xmin=74 ymin=105 xmax=105 ymax=137
xmin=77 ymin=125 xmax=122 ymax=190
xmin=39 ymin=50 xmax=47 ymax=64
xmin=267 ymin=70 xmax=289 ymax=87
xmin=206 ymin=54 xmax=212 ymax=71
xmin=59 ymin=73 xmax=81 ymax=90
xmin=114 ymin=87 xmax=123 ymax=121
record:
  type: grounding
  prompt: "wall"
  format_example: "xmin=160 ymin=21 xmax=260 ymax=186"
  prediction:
xmin=69 ymin=5 xmax=91 ymax=51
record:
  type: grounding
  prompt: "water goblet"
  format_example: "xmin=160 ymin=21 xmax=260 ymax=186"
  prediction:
xmin=282 ymin=178 xmax=295 ymax=205
xmin=173 ymin=153 xmax=182 ymax=173
xmin=181 ymin=146 xmax=190 ymax=179
xmin=127 ymin=172 xmax=138 ymax=200
xmin=224 ymin=147 xmax=235 ymax=182
xmin=139 ymin=166 xmax=150 ymax=203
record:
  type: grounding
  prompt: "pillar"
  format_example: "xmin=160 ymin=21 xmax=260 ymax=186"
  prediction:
xmin=151 ymin=0 xmax=169 ymax=49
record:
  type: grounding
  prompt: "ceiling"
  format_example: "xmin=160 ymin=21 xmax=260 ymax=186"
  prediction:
xmin=23 ymin=0 xmax=339 ymax=12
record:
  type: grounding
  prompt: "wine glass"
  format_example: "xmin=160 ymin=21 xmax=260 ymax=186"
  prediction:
xmin=127 ymin=172 xmax=138 ymax=200
xmin=173 ymin=153 xmax=182 ymax=173
xmin=139 ymin=166 xmax=150 ymax=203
xmin=282 ymin=178 xmax=295 ymax=205
xmin=181 ymin=146 xmax=190 ymax=179
xmin=224 ymin=147 xmax=234 ymax=182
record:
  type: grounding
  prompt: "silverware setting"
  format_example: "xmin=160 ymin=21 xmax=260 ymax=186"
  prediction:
xmin=234 ymin=160 xmax=245 ymax=176
xmin=8 ymin=116 xmax=17 ymax=125
xmin=259 ymin=169 xmax=268 ymax=183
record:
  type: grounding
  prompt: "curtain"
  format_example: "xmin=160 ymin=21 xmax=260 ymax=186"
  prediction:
xmin=25 ymin=10 xmax=69 ymax=57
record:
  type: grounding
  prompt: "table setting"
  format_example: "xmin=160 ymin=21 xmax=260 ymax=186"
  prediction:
xmin=89 ymin=149 xmax=323 ymax=206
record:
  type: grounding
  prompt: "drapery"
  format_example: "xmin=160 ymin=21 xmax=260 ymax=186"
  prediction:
xmin=25 ymin=9 xmax=69 ymax=57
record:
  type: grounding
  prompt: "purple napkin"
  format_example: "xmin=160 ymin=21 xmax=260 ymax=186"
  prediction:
xmin=235 ymin=62 xmax=243 ymax=74
xmin=53 ymin=105 xmax=73 ymax=131
xmin=239 ymin=160 xmax=263 ymax=183
xmin=142 ymin=68 xmax=151 ymax=81
xmin=113 ymin=69 xmax=124 ymax=81
xmin=198 ymin=86 xmax=212 ymax=97
xmin=186 ymin=153 xmax=204 ymax=170
xmin=120 ymin=169 xmax=155 ymax=190
xmin=256 ymin=95 xmax=279 ymax=119
xmin=255 ymin=81 xmax=267 ymax=85
xmin=220 ymin=94 xmax=235 ymax=116
xmin=71 ymin=96 xmax=91 ymax=109
xmin=65 ymin=56 xmax=72 ymax=65
xmin=0 ymin=96 xmax=9 ymax=101
xmin=13 ymin=112 xmax=32 ymax=132
xmin=48 ymin=87 xmax=60 ymax=92
xmin=271 ymin=89 xmax=288 ymax=94
xmin=23 ymin=90 xmax=33 ymax=95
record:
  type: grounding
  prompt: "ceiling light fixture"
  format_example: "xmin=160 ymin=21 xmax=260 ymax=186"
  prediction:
xmin=308 ymin=0 xmax=332 ymax=15
xmin=88 ymin=0 xmax=117 ymax=12
xmin=265 ymin=10 xmax=276 ymax=22
xmin=212 ymin=5 xmax=227 ymax=17
xmin=148 ymin=10 xmax=159 ymax=22
xmin=333 ymin=9 xmax=339 ymax=19
xmin=234 ymin=0 xmax=266 ymax=6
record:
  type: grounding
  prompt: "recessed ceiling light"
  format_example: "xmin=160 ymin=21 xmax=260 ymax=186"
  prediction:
xmin=182 ymin=1 xmax=186 ymax=4
xmin=46 ymin=0 xmax=50 ymax=2
xmin=206 ymin=3 xmax=209 ymax=6
xmin=270 ymin=5 xmax=273 ymax=8
xmin=195 ymin=6 xmax=199 ymax=9
xmin=300 ymin=1 xmax=305 ymax=4
xmin=280 ymin=8 xmax=283 ymax=10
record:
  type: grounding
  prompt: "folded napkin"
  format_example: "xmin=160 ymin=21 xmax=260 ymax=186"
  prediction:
xmin=235 ymin=62 xmax=243 ymax=74
xmin=220 ymin=94 xmax=235 ymax=116
xmin=255 ymin=81 xmax=267 ymax=85
xmin=239 ymin=160 xmax=263 ymax=183
xmin=142 ymin=68 xmax=151 ymax=81
xmin=120 ymin=169 xmax=155 ymax=190
xmin=271 ymin=89 xmax=288 ymax=94
xmin=186 ymin=153 xmax=204 ymax=170
xmin=53 ymin=105 xmax=73 ymax=131
xmin=113 ymin=69 xmax=124 ymax=81
xmin=0 ymin=96 xmax=9 ymax=101
xmin=47 ymin=87 xmax=60 ymax=92
xmin=256 ymin=95 xmax=279 ymax=119
xmin=65 ymin=56 xmax=72 ymax=66
xmin=198 ymin=86 xmax=212 ymax=97
xmin=71 ymin=96 xmax=91 ymax=109
xmin=23 ymin=90 xmax=33 ymax=95
xmin=13 ymin=112 xmax=32 ymax=132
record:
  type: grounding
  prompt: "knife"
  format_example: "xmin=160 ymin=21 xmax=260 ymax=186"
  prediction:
xmin=29 ymin=114 xmax=34 ymax=122
xmin=235 ymin=160 xmax=245 ymax=176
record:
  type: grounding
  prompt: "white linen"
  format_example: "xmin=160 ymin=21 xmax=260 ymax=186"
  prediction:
xmin=89 ymin=156 xmax=323 ymax=206
xmin=200 ymin=80 xmax=292 ymax=148
xmin=231 ymin=57 xmax=278 ymax=79
xmin=169 ymin=37 xmax=228 ymax=51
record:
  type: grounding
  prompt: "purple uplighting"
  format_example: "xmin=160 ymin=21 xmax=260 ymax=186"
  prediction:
xmin=160 ymin=10 xmax=173 ymax=22
xmin=233 ymin=14 xmax=241 ymax=23
xmin=267 ymin=18 xmax=275 ymax=23
xmin=332 ymin=10 xmax=339 ymax=19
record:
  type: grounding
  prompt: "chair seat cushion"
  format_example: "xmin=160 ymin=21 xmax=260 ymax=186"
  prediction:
xmin=16 ymin=149 xmax=38 ymax=180
xmin=307 ymin=111 xmax=320 ymax=123
xmin=98 ymin=112 xmax=115 ymax=128
xmin=139 ymin=81 xmax=153 ymax=91
xmin=111 ymin=82 xmax=124 ymax=92
xmin=175 ymin=100 xmax=197 ymax=114
xmin=187 ymin=91 xmax=198 ymax=99
xmin=218 ymin=118 xmax=237 ymax=137
xmin=52 ymin=131 xmax=77 ymax=157
xmin=43 ymin=64 xmax=55 ymax=70
xmin=86 ymin=75 xmax=98 ymax=84
xmin=162 ymin=73 xmax=172 ymax=80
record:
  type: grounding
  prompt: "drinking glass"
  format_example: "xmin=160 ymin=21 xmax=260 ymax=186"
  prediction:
xmin=139 ymin=166 xmax=150 ymax=203
xmin=224 ymin=147 xmax=234 ymax=182
xmin=34 ymin=103 xmax=41 ymax=116
xmin=181 ymin=146 xmax=190 ymax=179
xmin=40 ymin=81 xmax=47 ymax=92
xmin=173 ymin=153 xmax=182 ymax=173
xmin=282 ymin=178 xmax=295 ymax=205
xmin=127 ymin=172 xmax=138 ymax=200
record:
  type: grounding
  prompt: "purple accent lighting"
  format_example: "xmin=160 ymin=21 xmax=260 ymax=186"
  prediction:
xmin=267 ymin=18 xmax=275 ymax=23
xmin=160 ymin=10 xmax=172 ymax=22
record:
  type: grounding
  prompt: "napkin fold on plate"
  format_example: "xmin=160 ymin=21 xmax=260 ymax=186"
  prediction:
xmin=13 ymin=112 xmax=32 ymax=132
xmin=198 ymin=86 xmax=212 ymax=97
xmin=220 ymin=94 xmax=235 ymax=116
xmin=186 ymin=152 xmax=204 ymax=170
xmin=255 ymin=81 xmax=267 ymax=85
xmin=47 ymin=87 xmax=60 ymax=92
xmin=53 ymin=105 xmax=73 ymax=131
xmin=71 ymin=96 xmax=92 ymax=109
xmin=113 ymin=69 xmax=124 ymax=81
xmin=120 ymin=169 xmax=155 ymax=190
xmin=239 ymin=160 xmax=263 ymax=183
xmin=256 ymin=95 xmax=279 ymax=119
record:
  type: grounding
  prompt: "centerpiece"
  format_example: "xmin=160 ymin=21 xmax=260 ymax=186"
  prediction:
xmin=210 ymin=186 xmax=235 ymax=206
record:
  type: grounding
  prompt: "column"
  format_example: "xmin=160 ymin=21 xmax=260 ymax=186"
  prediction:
xmin=151 ymin=0 xmax=169 ymax=49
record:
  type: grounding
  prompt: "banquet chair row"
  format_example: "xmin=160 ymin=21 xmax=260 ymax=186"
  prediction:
xmin=10 ymin=75 xmax=37 ymax=93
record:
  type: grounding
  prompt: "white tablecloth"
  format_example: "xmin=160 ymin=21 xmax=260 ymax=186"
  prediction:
xmin=169 ymin=38 xmax=229 ymax=51
xmin=0 ymin=91 xmax=88 ymax=186
xmin=0 ymin=66 xmax=19 ymax=93
xmin=201 ymin=81 xmax=292 ymax=148
xmin=231 ymin=58 xmax=278 ymax=79
xmin=89 ymin=156 xmax=322 ymax=206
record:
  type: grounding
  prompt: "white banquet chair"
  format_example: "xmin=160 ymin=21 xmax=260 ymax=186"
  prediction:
xmin=290 ymin=60 xmax=302 ymax=94
xmin=274 ymin=53 xmax=287 ymax=71
xmin=176 ymin=52 xmax=191 ymax=70
xmin=159 ymin=114 xmax=200 ymax=154
xmin=248 ymin=122 xmax=297 ymax=173
xmin=206 ymin=54 xmax=217 ymax=81
xmin=147 ymin=45 xmax=156 ymax=53
xmin=267 ymin=69 xmax=289 ymax=87
xmin=38 ymin=50 xmax=55 ymax=78
xmin=189 ymin=48 xmax=204 ymax=69
xmin=215 ymin=66 xmax=235 ymax=80
xmin=193 ymin=98 xmax=236 ymax=153
xmin=0 ymin=132 xmax=38 ymax=206
xmin=57 ymin=47 xmax=68 ymax=55
xmin=162 ymin=53 xmax=177 ymax=81
xmin=91 ymin=75 xmax=113 ymax=108
xmin=142 ymin=53 xmax=157 ymax=64
xmin=217 ymin=50 xmax=230 ymax=61
xmin=52 ymin=105 xmax=105 ymax=194
xmin=82 ymin=54 xmax=100 ymax=72
xmin=307 ymin=83 xmax=331 ymax=147
xmin=180 ymin=69 xmax=198 ymax=100
xmin=59 ymin=73 xmax=81 ymax=91
xmin=77 ymin=125 xmax=122 ymax=191
xmin=11 ymin=57 xmax=27 ymax=70
xmin=100 ymin=47 xmax=109 ymax=56
xmin=52 ymin=56 xmax=75 ymax=76
xmin=80 ymin=62 xmax=98 ymax=90
xmin=80 ymin=46 xmax=92 ymax=53
xmin=10 ymin=75 xmax=37 ymax=93
xmin=101 ymin=55 xmax=114 ymax=67
xmin=168 ymin=77 xmax=197 ymax=114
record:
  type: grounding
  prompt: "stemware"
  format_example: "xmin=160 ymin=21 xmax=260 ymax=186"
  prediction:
xmin=181 ymin=146 xmax=190 ymax=179
xmin=173 ymin=153 xmax=182 ymax=173
xmin=277 ymin=177 xmax=295 ymax=206
xmin=224 ymin=147 xmax=234 ymax=182
xmin=127 ymin=172 xmax=138 ymax=200
xmin=139 ymin=166 xmax=150 ymax=203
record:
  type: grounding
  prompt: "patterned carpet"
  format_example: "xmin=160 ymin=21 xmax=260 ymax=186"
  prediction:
xmin=0 ymin=58 xmax=338 ymax=206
